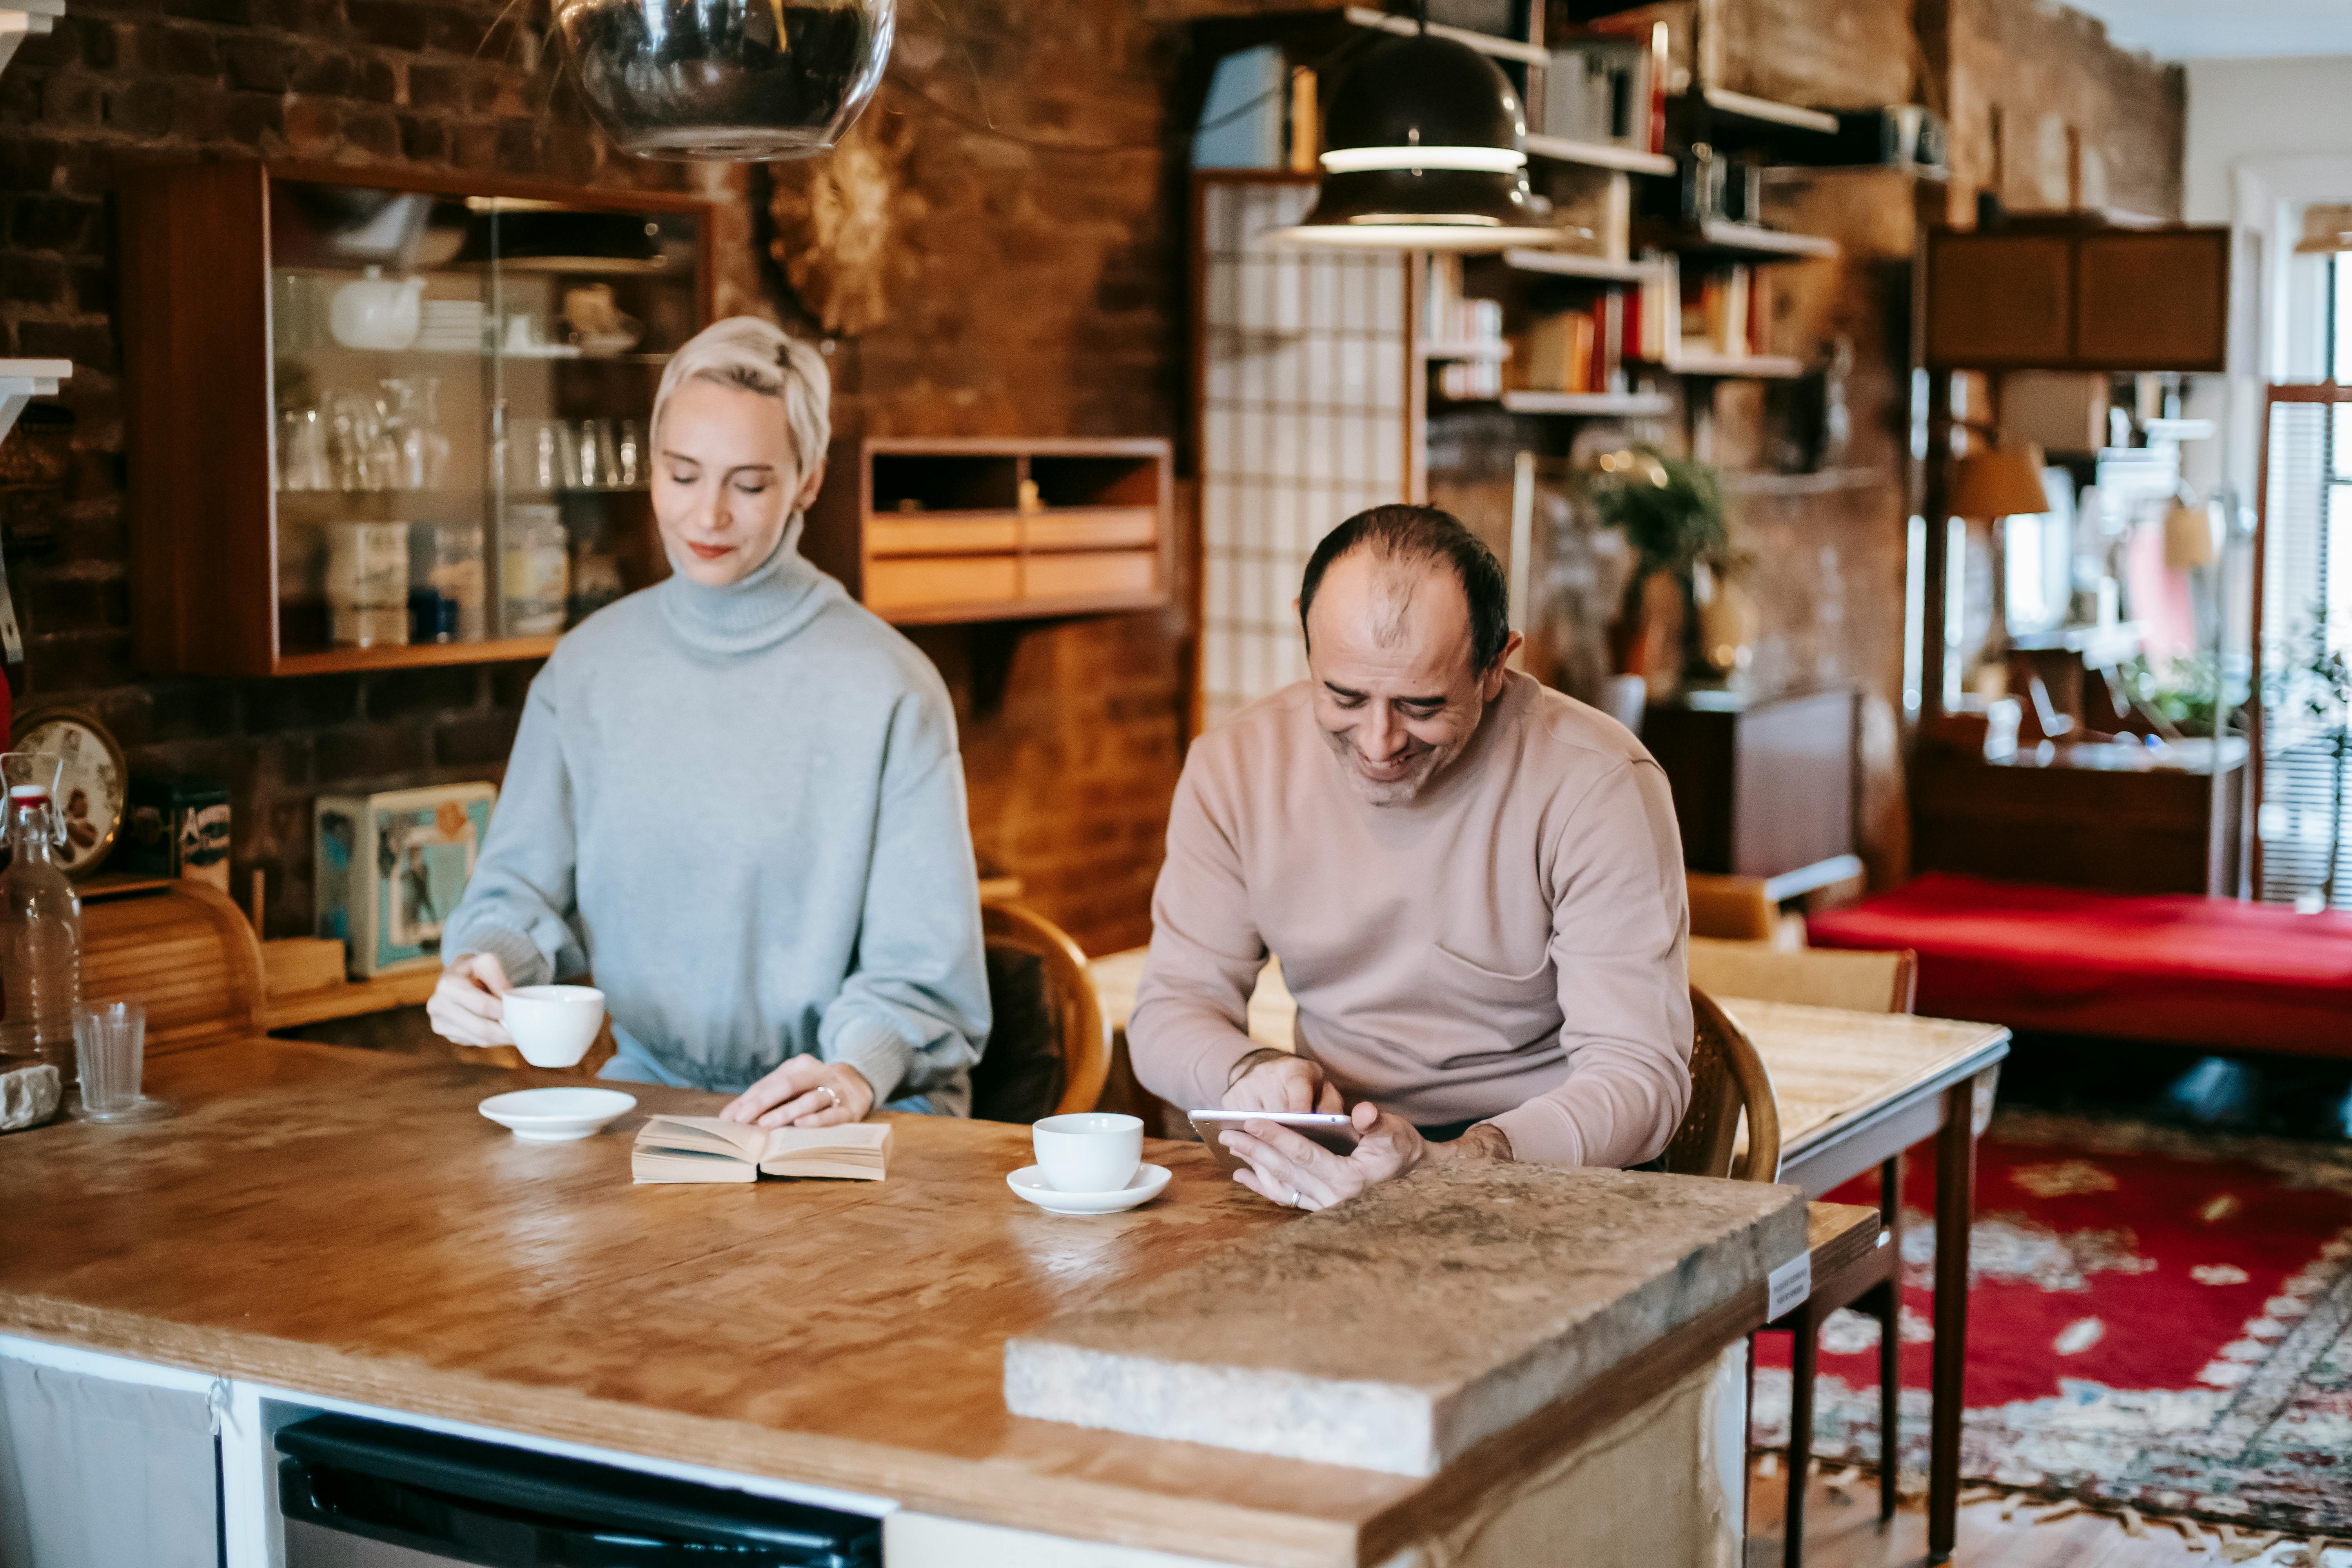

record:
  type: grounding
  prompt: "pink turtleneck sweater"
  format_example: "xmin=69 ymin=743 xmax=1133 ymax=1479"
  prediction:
xmin=1129 ymin=671 xmax=1691 ymax=1168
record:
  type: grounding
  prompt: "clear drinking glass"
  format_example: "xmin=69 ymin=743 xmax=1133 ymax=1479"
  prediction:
xmin=615 ymin=419 xmax=643 ymax=488
xmin=71 ymin=1002 xmax=166 ymax=1122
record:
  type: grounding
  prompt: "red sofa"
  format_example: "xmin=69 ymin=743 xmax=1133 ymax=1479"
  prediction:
xmin=1806 ymin=873 xmax=2352 ymax=1058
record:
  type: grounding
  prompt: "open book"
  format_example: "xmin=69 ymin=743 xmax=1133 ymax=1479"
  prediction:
xmin=631 ymin=1115 xmax=893 ymax=1184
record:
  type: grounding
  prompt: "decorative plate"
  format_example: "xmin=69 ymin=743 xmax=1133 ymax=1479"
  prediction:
xmin=9 ymin=705 xmax=127 ymax=878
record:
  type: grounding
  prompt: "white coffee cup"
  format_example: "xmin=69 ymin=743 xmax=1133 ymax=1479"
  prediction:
xmin=501 ymin=985 xmax=606 ymax=1069
xmin=1032 ymin=1112 xmax=1143 ymax=1193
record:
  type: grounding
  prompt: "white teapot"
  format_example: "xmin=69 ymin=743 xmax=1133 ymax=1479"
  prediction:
xmin=328 ymin=267 xmax=425 ymax=351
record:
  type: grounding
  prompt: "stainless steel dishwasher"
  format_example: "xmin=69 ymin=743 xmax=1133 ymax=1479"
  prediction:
xmin=276 ymin=1413 xmax=881 ymax=1567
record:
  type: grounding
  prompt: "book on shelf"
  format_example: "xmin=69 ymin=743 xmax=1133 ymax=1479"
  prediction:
xmin=631 ymin=1115 xmax=894 ymax=1184
xmin=1668 ymin=265 xmax=1776 ymax=362
xmin=1437 ymin=358 xmax=1505 ymax=401
xmin=1634 ymin=253 xmax=1682 ymax=365
xmin=1548 ymin=17 xmax=1670 ymax=154
xmin=1421 ymin=255 xmax=1505 ymax=348
xmin=1517 ymin=287 xmax=1632 ymax=397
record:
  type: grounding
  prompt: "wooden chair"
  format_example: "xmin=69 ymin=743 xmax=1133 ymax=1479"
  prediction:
xmin=1659 ymin=985 xmax=1780 ymax=1182
xmin=1687 ymin=938 xmax=1917 ymax=1015
xmin=1718 ymin=947 xmax=1916 ymax=1568
xmin=1686 ymin=872 xmax=1779 ymax=943
xmin=84 ymin=882 xmax=266 ymax=1055
xmin=970 ymin=903 xmax=1110 ymax=1124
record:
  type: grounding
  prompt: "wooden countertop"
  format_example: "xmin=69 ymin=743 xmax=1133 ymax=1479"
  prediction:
xmin=0 ymin=1041 xmax=1875 ymax=1566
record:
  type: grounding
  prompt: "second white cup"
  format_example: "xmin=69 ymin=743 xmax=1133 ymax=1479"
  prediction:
xmin=1032 ymin=1112 xmax=1143 ymax=1193
xmin=501 ymin=985 xmax=606 ymax=1069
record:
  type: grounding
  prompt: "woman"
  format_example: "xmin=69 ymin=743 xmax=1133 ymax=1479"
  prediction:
xmin=430 ymin=316 xmax=989 ymax=1127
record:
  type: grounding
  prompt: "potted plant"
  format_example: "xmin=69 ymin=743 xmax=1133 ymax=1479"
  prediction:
xmin=1581 ymin=446 xmax=1740 ymax=694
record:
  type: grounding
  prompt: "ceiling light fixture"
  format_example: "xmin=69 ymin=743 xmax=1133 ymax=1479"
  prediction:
xmin=1269 ymin=10 xmax=1559 ymax=252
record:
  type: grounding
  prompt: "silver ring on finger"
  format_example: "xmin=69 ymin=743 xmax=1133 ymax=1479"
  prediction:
xmin=820 ymin=1084 xmax=840 ymax=1111
xmin=1286 ymin=1188 xmax=1301 ymax=1208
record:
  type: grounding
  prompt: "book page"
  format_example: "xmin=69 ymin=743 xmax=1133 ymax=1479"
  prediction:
xmin=757 ymin=1122 xmax=893 ymax=1160
xmin=636 ymin=1115 xmax=766 ymax=1162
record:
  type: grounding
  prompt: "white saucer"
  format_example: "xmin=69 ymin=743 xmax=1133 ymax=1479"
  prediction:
xmin=1006 ymin=1162 xmax=1171 ymax=1215
xmin=479 ymin=1087 xmax=636 ymax=1142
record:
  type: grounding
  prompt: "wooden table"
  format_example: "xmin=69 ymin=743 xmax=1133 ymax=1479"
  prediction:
xmin=0 ymin=1038 xmax=1879 ymax=1568
xmin=1087 ymin=951 xmax=2012 ymax=1564
xmin=1719 ymin=997 xmax=2009 ymax=1565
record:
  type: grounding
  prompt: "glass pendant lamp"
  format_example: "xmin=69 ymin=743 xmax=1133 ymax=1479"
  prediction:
xmin=551 ymin=0 xmax=894 ymax=161
xmin=1270 ymin=9 xmax=1560 ymax=251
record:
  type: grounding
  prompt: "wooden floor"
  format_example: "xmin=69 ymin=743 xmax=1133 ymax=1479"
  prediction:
xmin=1746 ymin=1461 xmax=2340 ymax=1567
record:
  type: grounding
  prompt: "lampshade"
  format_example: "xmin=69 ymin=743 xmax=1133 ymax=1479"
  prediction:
xmin=2164 ymin=496 xmax=2221 ymax=570
xmin=1950 ymin=444 xmax=2050 ymax=518
xmin=1267 ymin=32 xmax=1559 ymax=252
xmin=550 ymin=0 xmax=893 ymax=162
xmin=2294 ymin=203 xmax=2352 ymax=255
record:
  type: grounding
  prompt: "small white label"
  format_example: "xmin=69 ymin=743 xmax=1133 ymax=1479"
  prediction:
xmin=1767 ymin=1253 xmax=1812 ymax=1320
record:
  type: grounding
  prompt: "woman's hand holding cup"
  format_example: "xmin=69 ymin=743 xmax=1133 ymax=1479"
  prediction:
xmin=428 ymin=953 xmax=515 ymax=1048
xmin=724 ymin=1056 xmax=875 ymax=1129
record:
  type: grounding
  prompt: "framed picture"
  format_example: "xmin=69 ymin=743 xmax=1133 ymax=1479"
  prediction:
xmin=314 ymin=783 xmax=498 ymax=976
xmin=9 ymin=704 xmax=128 ymax=879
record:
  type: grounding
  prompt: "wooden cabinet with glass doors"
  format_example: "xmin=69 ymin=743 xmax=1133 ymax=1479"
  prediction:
xmin=122 ymin=162 xmax=712 ymax=676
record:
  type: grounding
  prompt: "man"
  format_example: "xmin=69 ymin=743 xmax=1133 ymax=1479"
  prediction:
xmin=1129 ymin=505 xmax=1691 ymax=1210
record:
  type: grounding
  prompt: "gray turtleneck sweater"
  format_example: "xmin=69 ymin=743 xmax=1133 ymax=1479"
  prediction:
xmin=441 ymin=536 xmax=990 ymax=1112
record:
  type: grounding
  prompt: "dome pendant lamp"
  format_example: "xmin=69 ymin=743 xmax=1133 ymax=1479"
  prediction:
xmin=1271 ymin=9 xmax=1557 ymax=251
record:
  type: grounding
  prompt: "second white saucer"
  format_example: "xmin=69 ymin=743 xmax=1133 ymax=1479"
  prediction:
xmin=1007 ymin=1162 xmax=1171 ymax=1215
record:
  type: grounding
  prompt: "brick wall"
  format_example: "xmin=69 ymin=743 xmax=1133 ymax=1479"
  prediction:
xmin=0 ymin=0 xmax=1198 ymax=959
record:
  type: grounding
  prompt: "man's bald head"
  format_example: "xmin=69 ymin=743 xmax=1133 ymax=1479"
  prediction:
xmin=1297 ymin=505 xmax=1510 ymax=676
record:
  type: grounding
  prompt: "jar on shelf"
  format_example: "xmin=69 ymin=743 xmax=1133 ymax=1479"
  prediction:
xmin=502 ymin=505 xmax=570 ymax=636
xmin=325 ymin=521 xmax=411 ymax=648
xmin=408 ymin=522 xmax=485 ymax=645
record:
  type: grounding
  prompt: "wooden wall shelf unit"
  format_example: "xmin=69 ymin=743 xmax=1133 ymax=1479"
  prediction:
xmin=1523 ymin=134 xmax=1678 ymax=178
xmin=803 ymin=438 xmax=1173 ymax=626
xmin=1501 ymin=390 xmax=1675 ymax=417
xmin=1501 ymin=249 xmax=1661 ymax=285
xmin=1923 ymin=223 xmax=2230 ymax=372
xmin=121 ymin=160 xmax=714 ymax=678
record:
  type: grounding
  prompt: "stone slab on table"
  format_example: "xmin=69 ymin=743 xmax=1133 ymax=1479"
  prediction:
xmin=1004 ymin=1161 xmax=1807 ymax=1476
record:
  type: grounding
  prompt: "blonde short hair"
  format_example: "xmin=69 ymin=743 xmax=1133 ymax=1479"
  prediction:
xmin=651 ymin=316 xmax=831 ymax=471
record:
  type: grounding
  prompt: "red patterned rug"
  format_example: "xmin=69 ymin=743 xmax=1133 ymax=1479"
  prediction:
xmin=1749 ymin=1111 xmax=2352 ymax=1532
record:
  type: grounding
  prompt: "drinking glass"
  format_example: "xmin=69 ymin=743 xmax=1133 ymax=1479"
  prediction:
xmin=578 ymin=419 xmax=617 ymax=490
xmin=71 ymin=1002 xmax=166 ymax=1122
xmin=615 ymin=419 xmax=643 ymax=488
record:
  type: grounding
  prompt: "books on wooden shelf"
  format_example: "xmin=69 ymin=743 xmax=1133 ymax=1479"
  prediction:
xmin=1421 ymin=255 xmax=1505 ymax=349
xmin=1515 ymin=290 xmax=1628 ymax=397
xmin=632 ymin=1115 xmax=894 ymax=1184
xmin=1629 ymin=258 xmax=1778 ymax=370
xmin=1545 ymin=18 xmax=1668 ymax=156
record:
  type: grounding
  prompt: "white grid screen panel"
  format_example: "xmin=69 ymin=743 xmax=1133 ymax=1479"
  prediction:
xmin=1198 ymin=180 xmax=1408 ymax=729
xmin=2258 ymin=397 xmax=2352 ymax=910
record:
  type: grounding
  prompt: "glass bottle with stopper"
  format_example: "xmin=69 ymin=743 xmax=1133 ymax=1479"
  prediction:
xmin=0 ymin=752 xmax=82 ymax=1082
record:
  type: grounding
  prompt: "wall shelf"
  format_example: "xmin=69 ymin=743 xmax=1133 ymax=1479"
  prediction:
xmin=803 ymin=438 xmax=1173 ymax=627
xmin=0 ymin=0 xmax=61 ymax=78
xmin=1643 ymin=219 xmax=1840 ymax=263
xmin=1500 ymin=391 xmax=1674 ymax=417
xmin=1523 ymin=134 xmax=1677 ymax=178
xmin=0 ymin=359 xmax=69 ymax=448
xmin=1418 ymin=339 xmax=1512 ymax=362
xmin=1654 ymin=352 xmax=1807 ymax=379
xmin=1340 ymin=4 xmax=1546 ymax=64
xmin=123 ymin=160 xmax=714 ymax=678
xmin=1698 ymin=88 xmax=1838 ymax=137
xmin=1724 ymin=466 xmax=1888 ymax=497
xmin=271 ymin=636 xmax=561 ymax=677
xmin=1500 ymin=249 xmax=1660 ymax=285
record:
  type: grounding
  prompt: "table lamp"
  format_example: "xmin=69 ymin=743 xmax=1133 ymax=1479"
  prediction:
xmin=1949 ymin=443 xmax=2050 ymax=519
